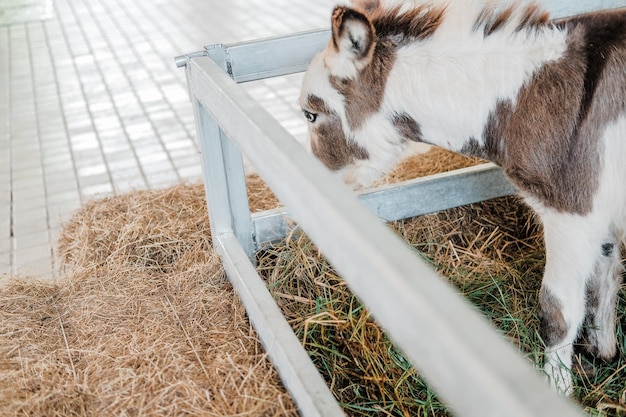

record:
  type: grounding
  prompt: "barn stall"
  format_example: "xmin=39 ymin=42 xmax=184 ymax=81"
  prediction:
xmin=2 ymin=1 xmax=626 ymax=416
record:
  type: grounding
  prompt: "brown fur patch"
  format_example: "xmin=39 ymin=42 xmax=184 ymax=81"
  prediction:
xmin=370 ymin=5 xmax=446 ymax=45
xmin=306 ymin=94 xmax=331 ymax=115
xmin=307 ymin=95 xmax=369 ymax=170
xmin=460 ymin=137 xmax=487 ymax=159
xmin=475 ymin=4 xmax=515 ymax=36
xmin=330 ymin=40 xmax=396 ymax=130
xmin=559 ymin=9 xmax=626 ymax=122
xmin=391 ymin=113 xmax=423 ymax=142
xmin=584 ymin=281 xmax=601 ymax=351
xmin=474 ymin=3 xmax=549 ymax=36
xmin=479 ymin=9 xmax=626 ymax=214
xmin=581 ymin=246 xmax=623 ymax=359
xmin=539 ymin=287 xmax=568 ymax=347
xmin=517 ymin=4 xmax=550 ymax=30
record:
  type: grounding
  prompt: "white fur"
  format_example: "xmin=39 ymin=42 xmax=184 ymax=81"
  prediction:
xmin=370 ymin=6 xmax=568 ymax=154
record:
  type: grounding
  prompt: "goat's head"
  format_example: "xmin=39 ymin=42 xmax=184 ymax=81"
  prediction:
xmin=299 ymin=3 xmax=413 ymax=188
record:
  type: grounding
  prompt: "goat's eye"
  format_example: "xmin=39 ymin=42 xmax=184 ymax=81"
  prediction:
xmin=303 ymin=110 xmax=318 ymax=123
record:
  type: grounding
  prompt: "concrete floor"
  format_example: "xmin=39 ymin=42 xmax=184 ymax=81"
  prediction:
xmin=1 ymin=0 xmax=336 ymax=278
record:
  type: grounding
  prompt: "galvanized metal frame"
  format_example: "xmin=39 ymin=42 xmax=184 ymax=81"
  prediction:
xmin=176 ymin=2 xmax=626 ymax=415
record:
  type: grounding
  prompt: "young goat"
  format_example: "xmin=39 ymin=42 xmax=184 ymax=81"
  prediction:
xmin=299 ymin=0 xmax=626 ymax=395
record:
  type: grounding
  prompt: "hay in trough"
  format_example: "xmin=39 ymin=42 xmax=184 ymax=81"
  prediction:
xmin=382 ymin=146 xmax=486 ymax=183
xmin=255 ymin=148 xmax=626 ymax=416
xmin=1 ymin=146 xmax=625 ymax=416
xmin=256 ymin=195 xmax=545 ymax=416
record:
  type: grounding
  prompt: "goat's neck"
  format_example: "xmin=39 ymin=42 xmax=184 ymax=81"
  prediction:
xmin=386 ymin=26 xmax=568 ymax=156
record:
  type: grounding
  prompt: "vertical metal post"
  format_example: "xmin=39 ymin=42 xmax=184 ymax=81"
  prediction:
xmin=191 ymin=95 xmax=344 ymax=417
xmin=192 ymin=98 xmax=255 ymax=259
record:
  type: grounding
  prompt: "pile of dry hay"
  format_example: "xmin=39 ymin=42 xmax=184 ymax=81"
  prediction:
xmin=0 ymin=185 xmax=295 ymax=416
xmin=1 ymin=147 xmax=625 ymax=416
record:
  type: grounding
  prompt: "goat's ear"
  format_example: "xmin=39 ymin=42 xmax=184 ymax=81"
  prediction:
xmin=328 ymin=7 xmax=376 ymax=75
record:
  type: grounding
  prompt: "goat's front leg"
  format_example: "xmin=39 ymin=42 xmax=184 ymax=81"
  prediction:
xmin=538 ymin=211 xmax=606 ymax=395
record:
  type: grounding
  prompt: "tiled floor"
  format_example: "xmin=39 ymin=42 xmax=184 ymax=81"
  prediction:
xmin=0 ymin=0 xmax=336 ymax=279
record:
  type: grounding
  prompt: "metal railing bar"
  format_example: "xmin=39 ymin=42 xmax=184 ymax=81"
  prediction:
xmin=204 ymin=29 xmax=329 ymax=83
xmin=251 ymin=163 xmax=516 ymax=247
xmin=215 ymin=231 xmax=346 ymax=417
xmin=193 ymin=99 xmax=255 ymax=258
xmin=174 ymin=0 xmax=626 ymax=79
xmin=359 ymin=163 xmax=516 ymax=221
